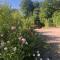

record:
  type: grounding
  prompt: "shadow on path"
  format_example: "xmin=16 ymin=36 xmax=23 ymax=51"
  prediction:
xmin=35 ymin=28 xmax=60 ymax=60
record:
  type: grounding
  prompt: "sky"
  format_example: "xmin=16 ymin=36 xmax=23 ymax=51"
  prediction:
xmin=0 ymin=0 xmax=44 ymax=9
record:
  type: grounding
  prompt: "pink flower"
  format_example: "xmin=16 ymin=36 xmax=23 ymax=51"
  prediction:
xmin=18 ymin=36 xmax=26 ymax=45
xmin=21 ymin=38 xmax=26 ymax=44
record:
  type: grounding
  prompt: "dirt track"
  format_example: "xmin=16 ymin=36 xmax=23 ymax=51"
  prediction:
xmin=35 ymin=28 xmax=60 ymax=43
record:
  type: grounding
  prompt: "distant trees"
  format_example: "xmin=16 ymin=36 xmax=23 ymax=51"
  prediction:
xmin=44 ymin=0 xmax=60 ymax=9
xmin=33 ymin=1 xmax=40 ymax=8
xmin=39 ymin=0 xmax=57 ymax=27
xmin=21 ymin=0 xmax=33 ymax=17
xmin=20 ymin=0 xmax=60 ymax=27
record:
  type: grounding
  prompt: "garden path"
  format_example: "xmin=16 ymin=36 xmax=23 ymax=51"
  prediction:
xmin=35 ymin=27 xmax=60 ymax=44
xmin=35 ymin=27 xmax=60 ymax=60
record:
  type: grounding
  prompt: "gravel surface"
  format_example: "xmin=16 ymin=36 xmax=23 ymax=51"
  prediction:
xmin=35 ymin=28 xmax=60 ymax=43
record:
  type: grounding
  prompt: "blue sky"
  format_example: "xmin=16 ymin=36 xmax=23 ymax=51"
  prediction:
xmin=0 ymin=0 xmax=44 ymax=9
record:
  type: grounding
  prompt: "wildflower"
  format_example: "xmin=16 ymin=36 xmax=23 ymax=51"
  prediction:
xmin=21 ymin=38 xmax=26 ymax=44
xmin=1 ymin=34 xmax=3 ymax=37
xmin=18 ymin=36 xmax=22 ymax=40
xmin=11 ymin=26 xmax=16 ymax=31
xmin=4 ymin=47 xmax=8 ymax=51
xmin=33 ymin=53 xmax=35 ymax=56
xmin=1 ymin=40 xmax=5 ymax=47
xmin=37 ymin=53 xmax=40 ymax=56
xmin=0 ymin=53 xmax=1 ymax=56
xmin=25 ymin=41 xmax=28 ymax=45
xmin=13 ymin=47 xmax=17 ymax=52
xmin=18 ymin=36 xmax=26 ymax=45
xmin=7 ymin=41 xmax=10 ymax=44
xmin=37 ymin=50 xmax=39 ymax=53
xmin=22 ymin=38 xmax=26 ymax=42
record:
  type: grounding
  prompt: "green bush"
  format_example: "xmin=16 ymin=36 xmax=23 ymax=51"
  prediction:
xmin=52 ymin=10 xmax=60 ymax=27
xmin=48 ymin=18 xmax=54 ymax=27
xmin=21 ymin=16 xmax=35 ymax=30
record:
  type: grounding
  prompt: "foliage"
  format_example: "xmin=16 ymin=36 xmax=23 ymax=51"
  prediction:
xmin=52 ymin=10 xmax=60 ymax=27
xmin=46 ymin=0 xmax=60 ymax=9
xmin=21 ymin=16 xmax=35 ymax=30
xmin=21 ymin=0 xmax=33 ymax=17
xmin=0 ymin=5 xmax=11 ymax=26
xmin=33 ymin=1 xmax=40 ymax=8
xmin=1 ymin=0 xmax=60 ymax=59
xmin=0 ymin=5 xmax=48 ymax=60
xmin=39 ymin=0 xmax=56 ymax=27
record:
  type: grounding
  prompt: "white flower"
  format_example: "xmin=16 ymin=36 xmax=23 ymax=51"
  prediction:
xmin=33 ymin=53 xmax=35 ymax=56
xmin=11 ymin=26 xmax=16 ymax=30
xmin=4 ymin=47 xmax=8 ymax=51
xmin=0 ymin=53 xmax=1 ymax=55
xmin=7 ymin=41 xmax=10 ymax=44
xmin=18 ymin=37 xmax=22 ymax=40
xmin=13 ymin=47 xmax=17 ymax=52
xmin=22 ymin=38 xmax=26 ymax=42
xmin=11 ymin=53 xmax=14 ymax=55
xmin=25 ymin=41 xmax=28 ymax=45
xmin=40 ymin=58 xmax=43 ymax=60
xmin=37 ymin=50 xmax=39 ymax=53
xmin=37 ymin=53 xmax=40 ymax=56
xmin=1 ymin=40 xmax=5 ymax=47
xmin=1 ymin=34 xmax=3 ymax=37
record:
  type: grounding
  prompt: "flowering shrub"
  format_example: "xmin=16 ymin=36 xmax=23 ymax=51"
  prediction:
xmin=0 ymin=6 xmax=48 ymax=60
xmin=0 ymin=23 xmax=27 ymax=60
xmin=0 ymin=23 xmax=48 ymax=60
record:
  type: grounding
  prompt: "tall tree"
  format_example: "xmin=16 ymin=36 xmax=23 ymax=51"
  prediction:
xmin=33 ymin=1 xmax=40 ymax=8
xmin=21 ymin=0 xmax=33 ymax=17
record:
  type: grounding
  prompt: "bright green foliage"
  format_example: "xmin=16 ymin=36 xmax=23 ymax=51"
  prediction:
xmin=21 ymin=16 xmax=34 ymax=30
xmin=39 ymin=0 xmax=56 ymax=27
xmin=0 ymin=5 xmax=11 ymax=26
xmin=39 ymin=7 xmax=49 ymax=27
xmin=52 ymin=10 xmax=60 ymax=27
xmin=39 ymin=8 xmax=48 ymax=19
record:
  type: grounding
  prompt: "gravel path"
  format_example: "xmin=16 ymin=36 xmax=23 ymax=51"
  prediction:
xmin=35 ymin=27 xmax=60 ymax=43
